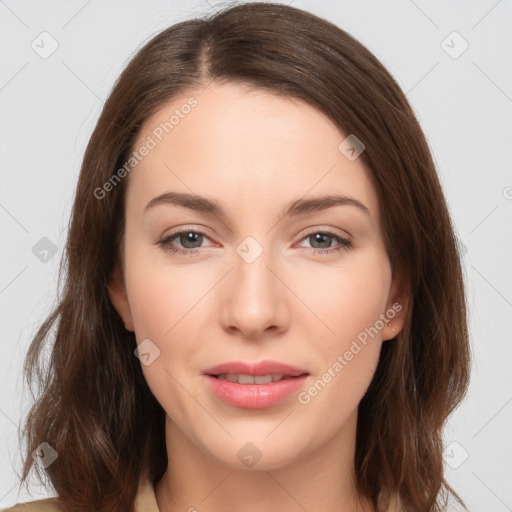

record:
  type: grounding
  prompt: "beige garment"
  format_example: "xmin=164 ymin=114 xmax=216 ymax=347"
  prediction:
xmin=0 ymin=477 xmax=160 ymax=512
xmin=1 ymin=480 xmax=468 ymax=512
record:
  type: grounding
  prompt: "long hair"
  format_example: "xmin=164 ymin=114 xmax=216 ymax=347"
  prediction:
xmin=17 ymin=3 xmax=471 ymax=511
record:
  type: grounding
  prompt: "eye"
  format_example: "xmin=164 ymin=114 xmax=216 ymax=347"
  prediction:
xmin=296 ymin=230 xmax=352 ymax=255
xmin=157 ymin=229 xmax=212 ymax=256
xmin=157 ymin=228 xmax=352 ymax=256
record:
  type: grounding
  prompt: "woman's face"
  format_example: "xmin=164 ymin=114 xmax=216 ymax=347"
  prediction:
xmin=110 ymin=82 xmax=404 ymax=470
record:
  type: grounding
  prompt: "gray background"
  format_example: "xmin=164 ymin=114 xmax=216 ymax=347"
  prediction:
xmin=1 ymin=0 xmax=511 ymax=510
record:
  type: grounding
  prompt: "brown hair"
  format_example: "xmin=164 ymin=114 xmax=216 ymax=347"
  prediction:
xmin=17 ymin=3 xmax=471 ymax=511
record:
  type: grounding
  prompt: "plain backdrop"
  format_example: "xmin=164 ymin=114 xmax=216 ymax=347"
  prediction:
xmin=1 ymin=1 xmax=511 ymax=510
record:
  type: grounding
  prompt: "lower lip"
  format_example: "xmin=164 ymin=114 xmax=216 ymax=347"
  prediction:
xmin=203 ymin=375 xmax=309 ymax=409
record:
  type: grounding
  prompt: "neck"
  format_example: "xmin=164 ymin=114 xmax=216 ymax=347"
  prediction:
xmin=155 ymin=409 xmax=374 ymax=512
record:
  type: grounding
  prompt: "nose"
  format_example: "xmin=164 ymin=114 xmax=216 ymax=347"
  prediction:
xmin=219 ymin=241 xmax=289 ymax=340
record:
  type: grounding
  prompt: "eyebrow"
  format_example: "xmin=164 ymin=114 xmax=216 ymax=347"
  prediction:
xmin=144 ymin=191 xmax=372 ymax=221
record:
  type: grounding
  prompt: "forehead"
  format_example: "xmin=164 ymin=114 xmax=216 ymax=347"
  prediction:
xmin=127 ymin=82 xmax=380 ymax=223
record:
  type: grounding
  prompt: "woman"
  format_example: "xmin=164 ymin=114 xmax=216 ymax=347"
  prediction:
xmin=6 ymin=2 xmax=470 ymax=511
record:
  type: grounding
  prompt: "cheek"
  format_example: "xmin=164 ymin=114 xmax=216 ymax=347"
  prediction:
xmin=294 ymin=249 xmax=391 ymax=340
xmin=124 ymin=256 xmax=204 ymax=420
xmin=123 ymin=244 xmax=212 ymax=398
xmin=294 ymin=251 xmax=390 ymax=412
xmin=124 ymin=243 xmax=211 ymax=341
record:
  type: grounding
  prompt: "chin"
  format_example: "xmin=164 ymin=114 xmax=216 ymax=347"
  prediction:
xmin=198 ymin=430 xmax=312 ymax=471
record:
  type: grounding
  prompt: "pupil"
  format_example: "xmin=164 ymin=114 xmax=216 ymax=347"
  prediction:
xmin=312 ymin=233 xmax=330 ymax=249
xmin=182 ymin=232 xmax=201 ymax=248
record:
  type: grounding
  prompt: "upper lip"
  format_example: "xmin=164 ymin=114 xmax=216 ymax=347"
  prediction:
xmin=203 ymin=360 xmax=309 ymax=377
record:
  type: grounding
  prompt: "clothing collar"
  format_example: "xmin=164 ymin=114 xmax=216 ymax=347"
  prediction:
xmin=135 ymin=477 xmax=160 ymax=512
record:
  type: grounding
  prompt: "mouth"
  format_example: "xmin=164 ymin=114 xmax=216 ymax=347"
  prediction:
xmin=202 ymin=361 xmax=310 ymax=409
xmin=203 ymin=360 xmax=309 ymax=379
xmin=210 ymin=373 xmax=308 ymax=384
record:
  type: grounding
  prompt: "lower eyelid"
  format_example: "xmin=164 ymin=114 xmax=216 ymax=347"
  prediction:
xmin=158 ymin=230 xmax=351 ymax=253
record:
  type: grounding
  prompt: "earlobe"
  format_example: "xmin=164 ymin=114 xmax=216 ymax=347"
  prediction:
xmin=108 ymin=265 xmax=135 ymax=332
xmin=382 ymin=275 xmax=409 ymax=341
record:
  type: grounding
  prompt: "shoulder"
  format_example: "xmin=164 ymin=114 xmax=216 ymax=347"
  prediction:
xmin=1 ymin=475 xmax=157 ymax=512
xmin=0 ymin=497 xmax=64 ymax=512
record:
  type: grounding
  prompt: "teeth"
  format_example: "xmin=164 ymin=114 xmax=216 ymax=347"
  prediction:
xmin=216 ymin=373 xmax=286 ymax=384
xmin=239 ymin=374 xmax=255 ymax=384
xmin=254 ymin=375 xmax=272 ymax=384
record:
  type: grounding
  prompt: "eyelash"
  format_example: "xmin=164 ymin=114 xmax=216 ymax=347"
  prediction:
xmin=157 ymin=228 xmax=352 ymax=257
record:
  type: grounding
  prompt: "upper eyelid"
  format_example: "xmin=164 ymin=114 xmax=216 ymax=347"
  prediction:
xmin=161 ymin=226 xmax=351 ymax=245
xmin=300 ymin=225 xmax=351 ymax=238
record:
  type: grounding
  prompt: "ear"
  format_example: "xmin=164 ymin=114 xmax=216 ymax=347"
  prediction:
xmin=108 ymin=264 xmax=134 ymax=332
xmin=381 ymin=272 xmax=409 ymax=341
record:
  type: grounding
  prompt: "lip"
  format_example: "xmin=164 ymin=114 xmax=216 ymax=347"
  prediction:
xmin=203 ymin=360 xmax=308 ymax=377
xmin=203 ymin=374 xmax=309 ymax=409
xmin=202 ymin=360 xmax=309 ymax=409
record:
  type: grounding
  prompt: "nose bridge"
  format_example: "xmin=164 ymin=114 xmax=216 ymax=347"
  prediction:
xmin=221 ymin=232 xmax=287 ymax=336
xmin=234 ymin=232 xmax=279 ymax=301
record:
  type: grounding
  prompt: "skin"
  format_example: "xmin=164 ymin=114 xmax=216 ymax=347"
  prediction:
xmin=109 ymin=82 xmax=407 ymax=512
